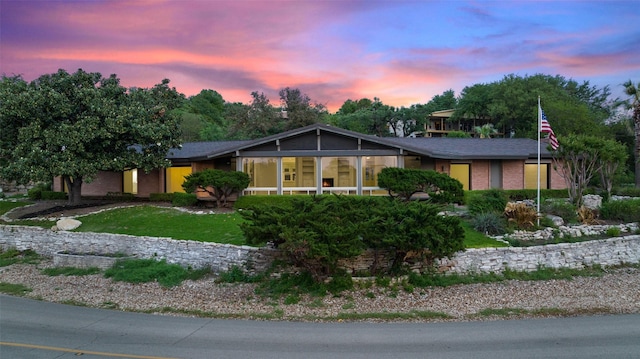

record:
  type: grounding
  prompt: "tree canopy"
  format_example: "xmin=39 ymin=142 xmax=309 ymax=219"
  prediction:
xmin=0 ymin=69 xmax=184 ymax=204
xmin=455 ymin=74 xmax=613 ymax=139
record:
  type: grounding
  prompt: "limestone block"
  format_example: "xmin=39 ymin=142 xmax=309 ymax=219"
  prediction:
xmin=582 ymin=194 xmax=602 ymax=209
xmin=546 ymin=214 xmax=564 ymax=226
xmin=56 ymin=218 xmax=82 ymax=231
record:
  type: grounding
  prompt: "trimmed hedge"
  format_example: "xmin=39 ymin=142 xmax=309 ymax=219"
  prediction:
xmin=149 ymin=193 xmax=174 ymax=202
xmin=465 ymin=189 xmax=568 ymax=203
xmin=27 ymin=183 xmax=51 ymax=200
xmin=40 ymin=191 xmax=68 ymax=200
xmin=467 ymin=189 xmax=508 ymax=215
xmin=600 ymin=199 xmax=640 ymax=222
xmin=171 ymin=192 xmax=198 ymax=207
xmin=234 ymin=195 xmax=301 ymax=209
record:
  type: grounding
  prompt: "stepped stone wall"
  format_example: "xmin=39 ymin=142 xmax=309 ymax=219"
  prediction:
xmin=0 ymin=225 xmax=276 ymax=274
xmin=1 ymin=225 xmax=639 ymax=275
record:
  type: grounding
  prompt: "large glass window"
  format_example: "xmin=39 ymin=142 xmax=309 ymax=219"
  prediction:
xmin=362 ymin=156 xmax=397 ymax=187
xmin=524 ymin=163 xmax=548 ymax=189
xmin=166 ymin=166 xmax=192 ymax=193
xmin=282 ymin=157 xmax=316 ymax=189
xmin=322 ymin=157 xmax=356 ymax=189
xmin=404 ymin=156 xmax=421 ymax=169
xmin=243 ymin=158 xmax=277 ymax=188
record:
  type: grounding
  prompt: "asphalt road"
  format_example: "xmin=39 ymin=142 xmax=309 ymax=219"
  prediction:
xmin=1 ymin=295 xmax=639 ymax=359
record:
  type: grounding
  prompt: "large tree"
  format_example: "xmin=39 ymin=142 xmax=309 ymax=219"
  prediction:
xmin=455 ymin=74 xmax=611 ymax=138
xmin=622 ymin=80 xmax=640 ymax=188
xmin=0 ymin=69 xmax=184 ymax=204
xmin=330 ymin=97 xmax=395 ymax=137
xmin=185 ymin=89 xmax=227 ymax=141
xmin=227 ymin=91 xmax=281 ymax=139
xmin=279 ymin=87 xmax=327 ymax=131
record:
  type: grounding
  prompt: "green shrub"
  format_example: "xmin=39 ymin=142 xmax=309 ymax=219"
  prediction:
xmin=217 ymin=265 xmax=259 ymax=283
xmin=606 ymin=227 xmax=621 ymax=237
xmin=27 ymin=183 xmax=51 ymax=200
xmin=0 ymin=248 xmax=40 ymax=267
xmin=600 ymin=199 xmax=640 ymax=222
xmin=182 ymin=169 xmax=250 ymax=207
xmin=326 ymin=269 xmax=354 ymax=294
xmin=467 ymin=189 xmax=508 ymax=215
xmin=377 ymin=168 xmax=465 ymax=204
xmin=234 ymin=195 xmax=297 ymax=210
xmin=105 ymin=192 xmax=136 ymax=201
xmin=104 ymin=258 xmax=209 ymax=287
xmin=149 ymin=193 xmax=174 ymax=202
xmin=240 ymin=195 xmax=465 ymax=280
xmin=542 ymin=199 xmax=577 ymax=223
xmin=471 ymin=212 xmax=505 ymax=235
xmin=0 ymin=282 xmax=32 ymax=296
xmin=504 ymin=189 xmax=567 ymax=201
xmin=41 ymin=191 xmax=68 ymax=200
xmin=613 ymin=187 xmax=640 ymax=197
xmin=171 ymin=192 xmax=198 ymax=207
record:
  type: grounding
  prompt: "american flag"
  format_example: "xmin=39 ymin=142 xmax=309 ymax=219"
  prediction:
xmin=540 ymin=107 xmax=559 ymax=150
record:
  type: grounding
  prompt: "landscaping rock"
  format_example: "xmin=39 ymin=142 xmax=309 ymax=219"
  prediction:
xmin=546 ymin=214 xmax=564 ymax=226
xmin=582 ymin=194 xmax=602 ymax=209
xmin=56 ymin=218 xmax=82 ymax=231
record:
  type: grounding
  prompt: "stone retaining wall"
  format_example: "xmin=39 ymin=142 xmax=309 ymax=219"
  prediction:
xmin=0 ymin=225 xmax=276 ymax=274
xmin=1 ymin=225 xmax=639 ymax=275
xmin=438 ymin=235 xmax=640 ymax=273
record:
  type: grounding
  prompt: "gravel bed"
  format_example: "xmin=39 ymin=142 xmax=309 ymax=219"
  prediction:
xmin=1 ymin=260 xmax=639 ymax=322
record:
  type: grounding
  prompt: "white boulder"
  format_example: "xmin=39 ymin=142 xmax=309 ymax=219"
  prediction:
xmin=582 ymin=194 xmax=602 ymax=210
xmin=56 ymin=218 xmax=82 ymax=231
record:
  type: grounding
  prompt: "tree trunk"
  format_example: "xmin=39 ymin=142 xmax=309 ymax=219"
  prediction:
xmin=65 ymin=176 xmax=83 ymax=205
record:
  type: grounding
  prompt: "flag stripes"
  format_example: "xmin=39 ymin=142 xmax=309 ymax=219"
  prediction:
xmin=539 ymin=107 xmax=559 ymax=150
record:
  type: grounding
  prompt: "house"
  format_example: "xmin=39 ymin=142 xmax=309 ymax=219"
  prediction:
xmin=55 ymin=123 xmax=563 ymax=196
xmin=426 ymin=109 xmax=507 ymax=138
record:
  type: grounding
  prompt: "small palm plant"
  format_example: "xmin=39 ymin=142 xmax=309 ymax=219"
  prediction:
xmin=474 ymin=123 xmax=498 ymax=138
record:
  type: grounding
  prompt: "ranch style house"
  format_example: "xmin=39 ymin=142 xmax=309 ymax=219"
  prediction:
xmin=53 ymin=123 xmax=563 ymax=197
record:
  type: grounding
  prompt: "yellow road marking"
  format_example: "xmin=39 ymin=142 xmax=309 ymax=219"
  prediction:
xmin=0 ymin=341 xmax=180 ymax=359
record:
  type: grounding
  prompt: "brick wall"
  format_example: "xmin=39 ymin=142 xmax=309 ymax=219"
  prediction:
xmin=471 ymin=160 xmax=490 ymax=190
xmin=137 ymin=169 xmax=163 ymax=197
xmin=76 ymin=171 xmax=123 ymax=195
xmin=502 ymin=160 xmax=524 ymax=190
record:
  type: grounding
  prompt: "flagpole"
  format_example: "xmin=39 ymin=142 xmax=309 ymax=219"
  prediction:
xmin=537 ymin=96 xmax=541 ymax=226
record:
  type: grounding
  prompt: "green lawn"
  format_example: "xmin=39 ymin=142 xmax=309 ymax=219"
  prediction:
xmin=74 ymin=206 xmax=246 ymax=245
xmin=0 ymin=201 xmax=31 ymax=216
xmin=2 ymin=201 xmax=502 ymax=248
xmin=461 ymin=220 xmax=509 ymax=248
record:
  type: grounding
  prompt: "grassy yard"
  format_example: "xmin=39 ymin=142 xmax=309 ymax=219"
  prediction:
xmin=460 ymin=220 xmax=508 ymax=248
xmin=2 ymin=201 xmax=504 ymax=248
xmin=75 ymin=206 xmax=246 ymax=245
xmin=0 ymin=201 xmax=31 ymax=216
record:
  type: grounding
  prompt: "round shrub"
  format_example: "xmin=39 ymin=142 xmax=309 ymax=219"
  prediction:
xmin=471 ymin=212 xmax=505 ymax=235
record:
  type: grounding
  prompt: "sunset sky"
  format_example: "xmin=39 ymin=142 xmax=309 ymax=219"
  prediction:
xmin=1 ymin=0 xmax=639 ymax=112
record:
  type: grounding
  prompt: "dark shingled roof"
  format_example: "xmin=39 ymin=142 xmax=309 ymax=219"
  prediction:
xmin=164 ymin=123 xmax=553 ymax=161
xmin=166 ymin=140 xmax=251 ymax=161
xmin=383 ymin=137 xmax=553 ymax=159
